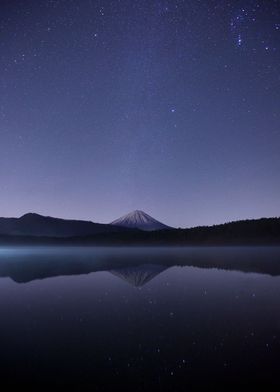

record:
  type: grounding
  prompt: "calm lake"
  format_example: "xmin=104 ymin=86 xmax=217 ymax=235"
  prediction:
xmin=0 ymin=246 xmax=280 ymax=388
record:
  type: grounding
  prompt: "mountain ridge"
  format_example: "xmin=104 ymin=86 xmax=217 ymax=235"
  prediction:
xmin=0 ymin=213 xmax=279 ymax=245
xmin=0 ymin=212 xmax=132 ymax=238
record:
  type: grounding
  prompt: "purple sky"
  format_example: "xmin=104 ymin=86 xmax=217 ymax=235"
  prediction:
xmin=0 ymin=0 xmax=279 ymax=227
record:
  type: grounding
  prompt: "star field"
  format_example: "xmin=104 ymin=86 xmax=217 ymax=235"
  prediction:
xmin=0 ymin=0 xmax=279 ymax=227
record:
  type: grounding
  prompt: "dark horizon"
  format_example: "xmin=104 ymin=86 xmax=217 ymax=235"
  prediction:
xmin=1 ymin=209 xmax=280 ymax=229
xmin=0 ymin=212 xmax=279 ymax=246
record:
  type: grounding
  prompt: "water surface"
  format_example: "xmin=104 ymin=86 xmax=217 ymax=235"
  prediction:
xmin=0 ymin=246 xmax=280 ymax=388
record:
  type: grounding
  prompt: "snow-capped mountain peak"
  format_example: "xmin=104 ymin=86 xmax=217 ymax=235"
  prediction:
xmin=110 ymin=210 xmax=171 ymax=231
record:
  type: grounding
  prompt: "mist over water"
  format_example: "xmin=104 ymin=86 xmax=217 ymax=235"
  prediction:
xmin=0 ymin=246 xmax=280 ymax=388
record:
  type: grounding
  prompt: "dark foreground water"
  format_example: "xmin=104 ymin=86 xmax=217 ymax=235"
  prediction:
xmin=0 ymin=246 xmax=280 ymax=389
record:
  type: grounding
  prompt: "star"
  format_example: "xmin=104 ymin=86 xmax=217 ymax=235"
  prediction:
xmin=237 ymin=34 xmax=242 ymax=47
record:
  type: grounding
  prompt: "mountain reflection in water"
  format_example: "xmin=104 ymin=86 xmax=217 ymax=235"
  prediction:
xmin=0 ymin=246 xmax=279 ymax=284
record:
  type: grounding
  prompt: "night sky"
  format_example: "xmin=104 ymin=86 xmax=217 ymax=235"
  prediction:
xmin=0 ymin=0 xmax=279 ymax=227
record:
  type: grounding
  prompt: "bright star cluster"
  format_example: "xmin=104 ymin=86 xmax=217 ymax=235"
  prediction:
xmin=230 ymin=3 xmax=279 ymax=51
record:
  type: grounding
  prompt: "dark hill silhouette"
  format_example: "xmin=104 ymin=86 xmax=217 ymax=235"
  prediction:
xmin=0 ymin=216 xmax=279 ymax=245
xmin=0 ymin=212 xmax=131 ymax=237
